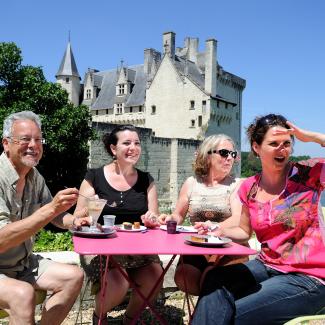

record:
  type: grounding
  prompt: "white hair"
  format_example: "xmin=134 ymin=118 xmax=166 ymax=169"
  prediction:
xmin=3 ymin=111 xmax=42 ymax=138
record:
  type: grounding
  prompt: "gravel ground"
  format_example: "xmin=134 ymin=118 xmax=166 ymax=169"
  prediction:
xmin=0 ymin=288 xmax=197 ymax=325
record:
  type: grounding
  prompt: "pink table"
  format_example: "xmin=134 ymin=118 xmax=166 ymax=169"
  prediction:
xmin=73 ymin=228 xmax=256 ymax=324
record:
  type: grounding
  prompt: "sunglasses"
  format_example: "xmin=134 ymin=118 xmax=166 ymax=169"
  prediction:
xmin=257 ymin=114 xmax=287 ymax=128
xmin=207 ymin=149 xmax=237 ymax=159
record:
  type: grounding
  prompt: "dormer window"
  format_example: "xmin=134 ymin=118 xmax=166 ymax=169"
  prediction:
xmin=119 ymin=84 xmax=125 ymax=95
xmin=86 ymin=89 xmax=91 ymax=99
xmin=65 ymin=77 xmax=70 ymax=83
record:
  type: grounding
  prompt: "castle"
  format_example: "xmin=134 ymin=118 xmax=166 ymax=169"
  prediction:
xmin=55 ymin=31 xmax=246 ymax=207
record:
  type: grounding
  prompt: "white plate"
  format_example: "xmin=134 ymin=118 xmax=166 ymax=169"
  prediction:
xmin=160 ymin=225 xmax=197 ymax=233
xmin=116 ymin=225 xmax=147 ymax=232
xmin=71 ymin=226 xmax=116 ymax=238
xmin=184 ymin=235 xmax=232 ymax=247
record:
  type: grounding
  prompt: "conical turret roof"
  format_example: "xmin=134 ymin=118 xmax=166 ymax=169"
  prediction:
xmin=56 ymin=42 xmax=80 ymax=79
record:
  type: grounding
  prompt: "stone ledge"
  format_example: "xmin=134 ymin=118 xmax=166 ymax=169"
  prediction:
xmin=36 ymin=251 xmax=80 ymax=265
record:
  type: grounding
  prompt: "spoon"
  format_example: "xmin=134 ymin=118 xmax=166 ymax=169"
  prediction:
xmin=64 ymin=186 xmax=117 ymax=208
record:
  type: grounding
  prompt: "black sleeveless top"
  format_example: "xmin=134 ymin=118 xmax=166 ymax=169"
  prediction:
xmin=85 ymin=167 xmax=154 ymax=225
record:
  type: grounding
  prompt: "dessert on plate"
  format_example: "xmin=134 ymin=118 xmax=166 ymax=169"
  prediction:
xmin=123 ymin=222 xmax=132 ymax=230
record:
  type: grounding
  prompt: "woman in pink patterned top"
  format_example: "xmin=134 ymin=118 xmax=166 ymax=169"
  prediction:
xmin=192 ymin=114 xmax=325 ymax=325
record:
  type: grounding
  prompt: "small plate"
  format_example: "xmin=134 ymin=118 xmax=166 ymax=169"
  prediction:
xmin=184 ymin=235 xmax=232 ymax=247
xmin=116 ymin=225 xmax=147 ymax=232
xmin=71 ymin=226 xmax=116 ymax=238
xmin=160 ymin=225 xmax=197 ymax=233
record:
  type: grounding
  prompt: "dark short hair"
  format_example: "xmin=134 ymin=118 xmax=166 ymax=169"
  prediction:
xmin=102 ymin=124 xmax=139 ymax=157
xmin=246 ymin=114 xmax=293 ymax=156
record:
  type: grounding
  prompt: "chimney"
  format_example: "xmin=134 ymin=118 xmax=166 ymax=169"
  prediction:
xmin=163 ymin=31 xmax=175 ymax=59
xmin=185 ymin=37 xmax=199 ymax=63
xmin=144 ymin=48 xmax=161 ymax=75
xmin=204 ymin=38 xmax=217 ymax=96
xmin=144 ymin=48 xmax=154 ymax=75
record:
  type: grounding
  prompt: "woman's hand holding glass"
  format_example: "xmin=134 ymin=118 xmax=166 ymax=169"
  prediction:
xmin=141 ymin=211 xmax=160 ymax=228
xmin=71 ymin=207 xmax=91 ymax=229
xmin=158 ymin=214 xmax=179 ymax=225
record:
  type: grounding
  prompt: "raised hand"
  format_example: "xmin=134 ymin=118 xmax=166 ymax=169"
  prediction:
xmin=273 ymin=121 xmax=315 ymax=143
xmin=50 ymin=187 xmax=79 ymax=216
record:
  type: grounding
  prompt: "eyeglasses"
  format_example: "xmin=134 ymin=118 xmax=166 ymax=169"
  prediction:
xmin=8 ymin=136 xmax=46 ymax=145
xmin=207 ymin=149 xmax=237 ymax=159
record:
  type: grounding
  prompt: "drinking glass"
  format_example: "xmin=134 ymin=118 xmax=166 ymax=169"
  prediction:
xmin=87 ymin=197 xmax=107 ymax=232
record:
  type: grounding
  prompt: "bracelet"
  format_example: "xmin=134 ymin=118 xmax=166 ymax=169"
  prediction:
xmin=72 ymin=217 xmax=77 ymax=228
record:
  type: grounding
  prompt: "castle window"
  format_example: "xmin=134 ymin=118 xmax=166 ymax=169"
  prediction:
xmin=198 ymin=115 xmax=202 ymax=127
xmin=225 ymin=102 xmax=228 ymax=109
xmin=217 ymin=100 xmax=220 ymax=108
xmin=119 ymin=84 xmax=125 ymax=95
xmin=130 ymin=107 xmax=133 ymax=113
xmin=151 ymin=105 xmax=156 ymax=114
xmin=190 ymin=119 xmax=195 ymax=127
xmin=116 ymin=103 xmax=123 ymax=114
xmin=139 ymin=106 xmax=143 ymax=112
xmin=86 ymin=89 xmax=91 ymax=99
xmin=65 ymin=77 xmax=70 ymax=83
xmin=190 ymin=100 xmax=195 ymax=109
xmin=202 ymin=100 xmax=206 ymax=109
xmin=106 ymin=109 xmax=109 ymax=114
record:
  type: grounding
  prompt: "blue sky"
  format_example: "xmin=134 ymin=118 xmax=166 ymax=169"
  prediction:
xmin=1 ymin=0 xmax=325 ymax=157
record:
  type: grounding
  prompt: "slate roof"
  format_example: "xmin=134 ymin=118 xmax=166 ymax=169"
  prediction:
xmin=174 ymin=56 xmax=205 ymax=90
xmin=56 ymin=42 xmax=80 ymax=79
xmin=90 ymin=53 xmax=244 ymax=110
xmin=91 ymin=65 xmax=146 ymax=110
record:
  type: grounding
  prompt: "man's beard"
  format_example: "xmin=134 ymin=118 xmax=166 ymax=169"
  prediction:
xmin=21 ymin=156 xmax=40 ymax=168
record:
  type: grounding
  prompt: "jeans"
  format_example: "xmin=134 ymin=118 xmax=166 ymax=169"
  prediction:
xmin=192 ymin=259 xmax=325 ymax=325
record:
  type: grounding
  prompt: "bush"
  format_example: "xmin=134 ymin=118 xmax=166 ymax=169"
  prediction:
xmin=33 ymin=229 xmax=73 ymax=252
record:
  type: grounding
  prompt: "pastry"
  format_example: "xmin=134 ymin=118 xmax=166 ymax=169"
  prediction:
xmin=190 ymin=235 xmax=207 ymax=243
xmin=123 ymin=222 xmax=132 ymax=230
xmin=133 ymin=222 xmax=140 ymax=229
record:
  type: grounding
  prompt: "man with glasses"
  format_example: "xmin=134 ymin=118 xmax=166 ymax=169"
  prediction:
xmin=0 ymin=111 xmax=86 ymax=324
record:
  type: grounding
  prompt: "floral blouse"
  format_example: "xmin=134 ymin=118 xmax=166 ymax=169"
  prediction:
xmin=238 ymin=158 xmax=325 ymax=279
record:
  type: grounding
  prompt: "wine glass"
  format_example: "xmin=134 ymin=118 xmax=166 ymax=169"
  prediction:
xmin=87 ymin=197 xmax=107 ymax=232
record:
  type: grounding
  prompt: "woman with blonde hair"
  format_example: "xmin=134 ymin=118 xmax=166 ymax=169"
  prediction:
xmin=159 ymin=134 xmax=248 ymax=295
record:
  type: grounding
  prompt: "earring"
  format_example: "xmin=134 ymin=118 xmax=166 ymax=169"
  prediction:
xmin=112 ymin=155 xmax=117 ymax=160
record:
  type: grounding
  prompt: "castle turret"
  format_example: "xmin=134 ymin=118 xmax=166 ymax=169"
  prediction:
xmin=56 ymin=41 xmax=81 ymax=106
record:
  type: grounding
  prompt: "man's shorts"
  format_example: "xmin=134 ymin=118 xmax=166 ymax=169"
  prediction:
xmin=0 ymin=254 xmax=55 ymax=284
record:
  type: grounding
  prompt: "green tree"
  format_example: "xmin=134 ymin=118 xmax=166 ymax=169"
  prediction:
xmin=0 ymin=42 xmax=96 ymax=196
xmin=240 ymin=152 xmax=261 ymax=177
xmin=240 ymin=152 xmax=311 ymax=177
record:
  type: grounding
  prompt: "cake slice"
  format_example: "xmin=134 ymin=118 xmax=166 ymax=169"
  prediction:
xmin=190 ymin=235 xmax=207 ymax=243
xmin=123 ymin=222 xmax=132 ymax=230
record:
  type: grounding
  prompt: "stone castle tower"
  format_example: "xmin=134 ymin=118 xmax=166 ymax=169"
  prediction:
xmin=56 ymin=41 xmax=81 ymax=106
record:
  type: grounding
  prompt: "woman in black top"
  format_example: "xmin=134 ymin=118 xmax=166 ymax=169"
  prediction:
xmin=75 ymin=125 xmax=162 ymax=325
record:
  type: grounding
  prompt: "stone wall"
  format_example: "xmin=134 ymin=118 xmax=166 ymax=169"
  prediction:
xmin=89 ymin=122 xmax=200 ymax=210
